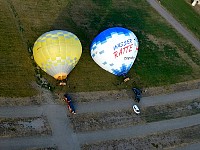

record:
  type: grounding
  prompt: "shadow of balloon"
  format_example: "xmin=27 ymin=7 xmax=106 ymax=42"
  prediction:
xmin=51 ymin=1 xmax=118 ymax=50
xmin=51 ymin=2 xmax=92 ymax=50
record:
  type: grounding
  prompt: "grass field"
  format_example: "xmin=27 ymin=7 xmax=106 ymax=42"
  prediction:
xmin=161 ymin=0 xmax=200 ymax=40
xmin=0 ymin=0 xmax=37 ymax=97
xmin=1 ymin=0 xmax=200 ymax=97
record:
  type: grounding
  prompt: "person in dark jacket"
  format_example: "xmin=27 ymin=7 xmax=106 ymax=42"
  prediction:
xmin=132 ymin=88 xmax=142 ymax=103
xmin=63 ymin=94 xmax=76 ymax=114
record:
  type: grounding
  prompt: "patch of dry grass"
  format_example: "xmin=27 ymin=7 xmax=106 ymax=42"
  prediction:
xmin=81 ymin=124 xmax=200 ymax=149
xmin=0 ymin=116 xmax=51 ymax=138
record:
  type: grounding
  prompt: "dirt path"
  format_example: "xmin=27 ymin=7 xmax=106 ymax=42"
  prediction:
xmin=0 ymin=89 xmax=80 ymax=150
xmin=0 ymin=104 xmax=80 ymax=150
xmin=44 ymin=104 xmax=80 ymax=150
xmin=0 ymin=88 xmax=200 ymax=150
xmin=2 ymin=110 xmax=199 ymax=150
xmin=147 ymin=0 xmax=200 ymax=52
xmin=77 ymin=89 xmax=200 ymax=113
xmin=77 ymin=113 xmax=200 ymax=144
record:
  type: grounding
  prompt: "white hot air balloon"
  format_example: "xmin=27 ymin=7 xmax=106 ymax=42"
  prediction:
xmin=90 ymin=27 xmax=139 ymax=81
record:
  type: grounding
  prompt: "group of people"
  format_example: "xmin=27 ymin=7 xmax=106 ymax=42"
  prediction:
xmin=63 ymin=88 xmax=141 ymax=114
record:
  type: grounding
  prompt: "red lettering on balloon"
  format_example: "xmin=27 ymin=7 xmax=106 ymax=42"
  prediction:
xmin=123 ymin=45 xmax=128 ymax=54
xmin=113 ymin=44 xmax=134 ymax=59
xmin=129 ymin=44 xmax=133 ymax=52
xmin=113 ymin=51 xmax=118 ymax=58
xmin=119 ymin=48 xmax=123 ymax=56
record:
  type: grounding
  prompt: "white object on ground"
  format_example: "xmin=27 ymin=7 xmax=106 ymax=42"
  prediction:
xmin=192 ymin=0 xmax=200 ymax=6
xmin=133 ymin=104 xmax=140 ymax=114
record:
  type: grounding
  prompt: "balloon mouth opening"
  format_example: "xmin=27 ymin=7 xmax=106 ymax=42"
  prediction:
xmin=54 ymin=73 xmax=67 ymax=81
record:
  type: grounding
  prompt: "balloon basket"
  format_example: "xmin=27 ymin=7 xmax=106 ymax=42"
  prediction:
xmin=59 ymin=82 xmax=66 ymax=86
xmin=124 ymin=77 xmax=130 ymax=82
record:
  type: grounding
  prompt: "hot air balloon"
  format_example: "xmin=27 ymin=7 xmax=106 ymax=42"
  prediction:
xmin=33 ymin=30 xmax=82 ymax=85
xmin=90 ymin=27 xmax=139 ymax=81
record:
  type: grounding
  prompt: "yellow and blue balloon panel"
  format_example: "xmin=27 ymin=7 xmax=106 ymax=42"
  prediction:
xmin=33 ymin=30 xmax=82 ymax=80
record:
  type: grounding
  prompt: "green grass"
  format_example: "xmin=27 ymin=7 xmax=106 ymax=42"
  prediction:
xmin=161 ymin=0 xmax=200 ymax=66
xmin=0 ymin=0 xmax=200 ymax=97
xmin=0 ymin=0 xmax=37 ymax=97
xmin=162 ymin=0 xmax=200 ymax=40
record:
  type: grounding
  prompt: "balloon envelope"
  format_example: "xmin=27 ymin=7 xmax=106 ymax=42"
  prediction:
xmin=33 ymin=30 xmax=82 ymax=80
xmin=90 ymin=27 xmax=139 ymax=76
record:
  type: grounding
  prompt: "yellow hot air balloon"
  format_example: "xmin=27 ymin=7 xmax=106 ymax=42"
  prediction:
xmin=33 ymin=30 xmax=82 ymax=82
